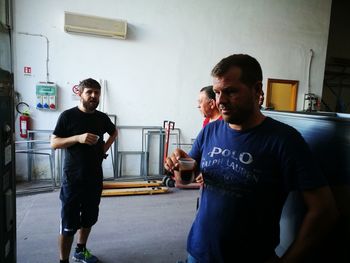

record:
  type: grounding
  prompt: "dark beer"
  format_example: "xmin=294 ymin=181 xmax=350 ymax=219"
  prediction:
xmin=178 ymin=157 xmax=196 ymax=184
xmin=180 ymin=170 xmax=194 ymax=183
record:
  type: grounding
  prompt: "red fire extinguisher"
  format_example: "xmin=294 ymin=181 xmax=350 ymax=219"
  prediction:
xmin=16 ymin=102 xmax=31 ymax=138
xmin=19 ymin=113 xmax=30 ymax=138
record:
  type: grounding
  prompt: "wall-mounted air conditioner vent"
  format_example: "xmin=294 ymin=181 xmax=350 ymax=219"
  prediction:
xmin=64 ymin=12 xmax=127 ymax=39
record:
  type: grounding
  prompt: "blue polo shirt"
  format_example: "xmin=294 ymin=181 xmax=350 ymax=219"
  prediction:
xmin=187 ymin=117 xmax=327 ymax=262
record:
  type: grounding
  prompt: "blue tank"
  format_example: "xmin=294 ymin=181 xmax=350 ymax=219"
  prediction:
xmin=263 ymin=110 xmax=350 ymax=262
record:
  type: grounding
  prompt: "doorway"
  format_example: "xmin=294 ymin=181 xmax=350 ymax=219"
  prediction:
xmin=266 ymin=78 xmax=298 ymax=111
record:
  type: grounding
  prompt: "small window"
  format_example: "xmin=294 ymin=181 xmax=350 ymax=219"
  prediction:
xmin=266 ymin=78 xmax=299 ymax=111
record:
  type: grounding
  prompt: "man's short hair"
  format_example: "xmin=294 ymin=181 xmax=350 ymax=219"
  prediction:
xmin=211 ymin=54 xmax=263 ymax=87
xmin=78 ymin=78 xmax=101 ymax=93
xmin=200 ymin=85 xmax=215 ymax=100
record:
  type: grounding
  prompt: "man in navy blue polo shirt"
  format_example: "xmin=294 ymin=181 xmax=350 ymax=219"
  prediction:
xmin=165 ymin=54 xmax=338 ymax=263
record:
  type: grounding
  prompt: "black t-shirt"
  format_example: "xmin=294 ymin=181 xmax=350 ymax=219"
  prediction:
xmin=53 ymin=107 xmax=116 ymax=184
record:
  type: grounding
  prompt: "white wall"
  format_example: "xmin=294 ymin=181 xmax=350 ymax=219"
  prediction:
xmin=12 ymin=0 xmax=332 ymax=178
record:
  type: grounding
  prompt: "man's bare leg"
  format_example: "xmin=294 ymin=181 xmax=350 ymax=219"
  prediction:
xmin=59 ymin=234 xmax=74 ymax=261
xmin=74 ymin=227 xmax=99 ymax=262
xmin=77 ymin=227 xmax=91 ymax=245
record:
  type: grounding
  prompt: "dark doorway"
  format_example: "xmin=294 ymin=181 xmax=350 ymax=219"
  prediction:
xmin=322 ymin=0 xmax=350 ymax=113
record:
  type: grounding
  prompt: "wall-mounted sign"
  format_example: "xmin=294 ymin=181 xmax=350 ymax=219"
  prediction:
xmin=24 ymin=66 xmax=32 ymax=75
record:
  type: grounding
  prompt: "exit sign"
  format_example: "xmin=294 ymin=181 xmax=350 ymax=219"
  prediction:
xmin=24 ymin=66 xmax=31 ymax=75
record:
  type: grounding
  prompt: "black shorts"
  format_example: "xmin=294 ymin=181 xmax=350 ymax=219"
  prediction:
xmin=59 ymin=181 xmax=102 ymax=236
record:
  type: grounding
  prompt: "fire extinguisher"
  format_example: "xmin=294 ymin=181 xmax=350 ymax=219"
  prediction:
xmin=16 ymin=102 xmax=31 ymax=138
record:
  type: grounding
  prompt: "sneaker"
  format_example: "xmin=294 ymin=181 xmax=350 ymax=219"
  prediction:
xmin=73 ymin=248 xmax=99 ymax=263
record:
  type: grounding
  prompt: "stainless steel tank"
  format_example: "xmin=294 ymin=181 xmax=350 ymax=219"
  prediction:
xmin=263 ymin=110 xmax=350 ymax=262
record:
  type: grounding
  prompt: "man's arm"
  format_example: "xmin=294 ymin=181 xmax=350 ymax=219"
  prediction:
xmin=51 ymin=133 xmax=99 ymax=149
xmin=103 ymin=129 xmax=118 ymax=154
xmin=280 ymin=186 xmax=339 ymax=262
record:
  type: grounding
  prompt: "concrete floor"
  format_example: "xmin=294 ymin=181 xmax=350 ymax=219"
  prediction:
xmin=16 ymin=187 xmax=199 ymax=263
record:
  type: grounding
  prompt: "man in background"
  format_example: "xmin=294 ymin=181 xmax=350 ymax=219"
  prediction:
xmin=195 ymin=86 xmax=223 ymax=186
xmin=51 ymin=78 xmax=118 ymax=263
xmin=198 ymin=85 xmax=222 ymax=127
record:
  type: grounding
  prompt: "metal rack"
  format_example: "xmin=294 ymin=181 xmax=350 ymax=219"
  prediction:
xmin=16 ymin=123 xmax=181 ymax=184
xmin=322 ymin=57 xmax=350 ymax=112
xmin=113 ymin=125 xmax=181 ymax=180
xmin=15 ymin=130 xmax=58 ymax=193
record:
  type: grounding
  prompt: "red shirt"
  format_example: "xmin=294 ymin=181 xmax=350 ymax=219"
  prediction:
xmin=202 ymin=116 xmax=223 ymax=127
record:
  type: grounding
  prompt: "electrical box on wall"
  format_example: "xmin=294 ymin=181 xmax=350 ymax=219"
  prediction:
xmin=36 ymin=83 xmax=57 ymax=110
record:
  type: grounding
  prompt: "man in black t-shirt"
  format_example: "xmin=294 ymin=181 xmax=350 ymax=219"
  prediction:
xmin=51 ymin=78 xmax=117 ymax=263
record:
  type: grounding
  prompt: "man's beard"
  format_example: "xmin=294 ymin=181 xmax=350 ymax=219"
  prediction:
xmin=82 ymin=99 xmax=99 ymax=111
xmin=219 ymin=103 xmax=254 ymax=125
xmin=222 ymin=113 xmax=248 ymax=125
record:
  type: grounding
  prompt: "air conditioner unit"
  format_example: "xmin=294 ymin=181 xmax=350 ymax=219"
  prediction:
xmin=64 ymin=12 xmax=127 ymax=39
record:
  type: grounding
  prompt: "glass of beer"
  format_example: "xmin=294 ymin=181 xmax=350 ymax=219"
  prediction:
xmin=178 ymin=158 xmax=196 ymax=184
